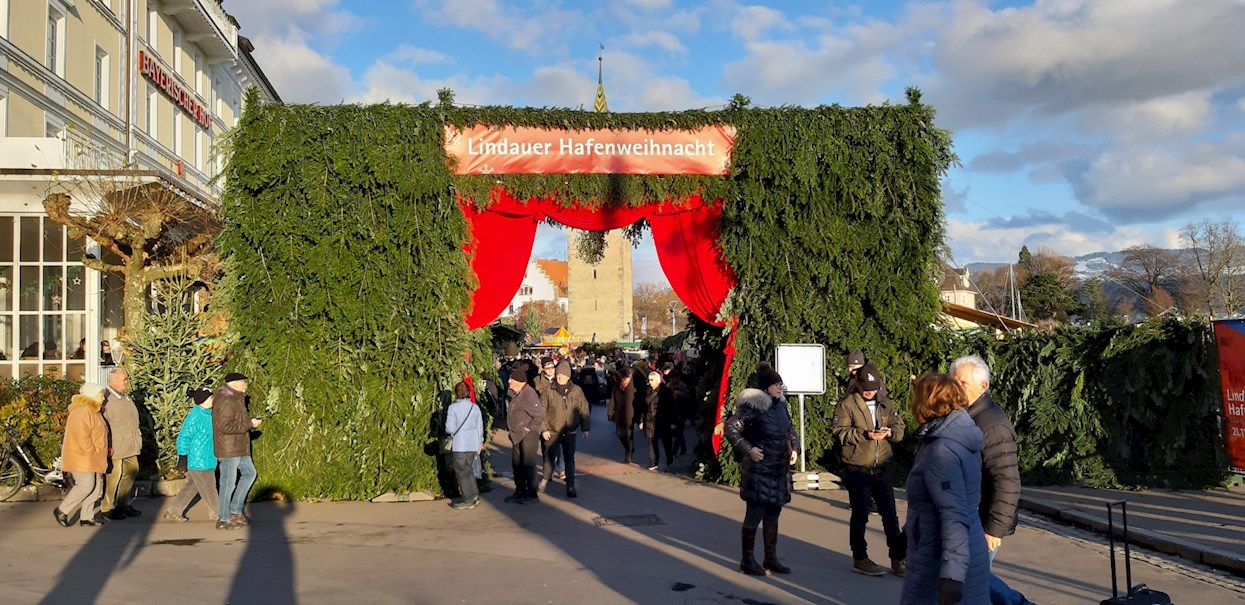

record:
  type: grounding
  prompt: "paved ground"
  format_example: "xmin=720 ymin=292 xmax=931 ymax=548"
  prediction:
xmin=2 ymin=404 xmax=1243 ymax=604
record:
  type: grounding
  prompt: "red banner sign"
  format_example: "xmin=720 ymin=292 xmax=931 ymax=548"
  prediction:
xmin=138 ymin=50 xmax=211 ymax=131
xmin=444 ymin=125 xmax=735 ymax=175
xmin=1213 ymin=319 xmax=1245 ymax=473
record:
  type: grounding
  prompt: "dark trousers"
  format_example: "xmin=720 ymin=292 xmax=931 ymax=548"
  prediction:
xmin=647 ymin=432 xmax=673 ymax=467
xmin=845 ymin=464 xmax=906 ymax=561
xmin=543 ymin=432 xmax=577 ymax=487
xmin=616 ymin=426 xmax=634 ymax=462
xmin=511 ymin=431 xmax=540 ymax=496
xmin=672 ymin=417 xmax=687 ymax=455
xmin=451 ymin=451 xmax=480 ymax=503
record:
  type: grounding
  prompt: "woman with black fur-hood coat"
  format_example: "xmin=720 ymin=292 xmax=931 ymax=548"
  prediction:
xmin=723 ymin=365 xmax=799 ymax=576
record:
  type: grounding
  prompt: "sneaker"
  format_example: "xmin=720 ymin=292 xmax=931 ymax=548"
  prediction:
xmin=557 ymin=471 xmax=566 ymax=480
xmin=852 ymin=559 xmax=887 ymax=577
xmin=891 ymin=559 xmax=906 ymax=577
xmin=538 ymin=479 xmax=548 ymax=493
xmin=647 ymin=465 xmax=658 ymax=471
xmin=215 ymin=519 xmax=238 ymax=530
xmin=230 ymin=514 xmax=250 ymax=527
xmin=449 ymin=499 xmax=479 ymax=510
xmin=517 ymin=495 xmax=539 ymax=505
xmin=163 ymin=510 xmax=189 ymax=523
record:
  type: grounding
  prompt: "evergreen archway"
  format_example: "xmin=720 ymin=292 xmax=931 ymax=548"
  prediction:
xmin=220 ymin=89 xmax=954 ymax=500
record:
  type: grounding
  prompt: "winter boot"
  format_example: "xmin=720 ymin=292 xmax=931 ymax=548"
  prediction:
xmin=762 ymin=520 xmax=791 ymax=574
xmin=740 ymin=527 xmax=769 ymax=576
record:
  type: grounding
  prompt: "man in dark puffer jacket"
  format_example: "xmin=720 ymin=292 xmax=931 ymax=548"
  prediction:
xmin=951 ymin=355 xmax=1034 ymax=605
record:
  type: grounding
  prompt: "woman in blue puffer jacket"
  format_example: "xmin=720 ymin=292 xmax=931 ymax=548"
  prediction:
xmin=164 ymin=389 xmax=220 ymax=522
xmin=902 ymin=374 xmax=989 ymax=605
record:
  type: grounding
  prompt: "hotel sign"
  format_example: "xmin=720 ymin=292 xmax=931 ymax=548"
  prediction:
xmin=138 ymin=50 xmax=211 ymax=130
xmin=444 ymin=125 xmax=735 ymax=175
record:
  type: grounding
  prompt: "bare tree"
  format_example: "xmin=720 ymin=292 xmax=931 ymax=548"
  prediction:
xmin=43 ymin=174 xmax=222 ymax=332
xmin=1106 ymin=244 xmax=1181 ymax=316
xmin=516 ymin=300 xmax=568 ymax=341
xmin=1180 ymin=218 xmax=1245 ymax=318
xmin=632 ymin=282 xmax=687 ymax=338
xmin=969 ymin=266 xmax=1012 ymax=316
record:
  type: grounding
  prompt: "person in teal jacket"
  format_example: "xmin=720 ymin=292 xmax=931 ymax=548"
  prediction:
xmin=164 ymin=389 xmax=220 ymax=522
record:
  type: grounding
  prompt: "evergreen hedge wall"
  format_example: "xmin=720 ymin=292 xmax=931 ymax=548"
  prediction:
xmin=220 ymin=89 xmax=953 ymax=499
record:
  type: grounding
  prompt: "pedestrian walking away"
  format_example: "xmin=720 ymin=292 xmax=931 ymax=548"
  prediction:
xmin=165 ymin=388 xmax=220 ymax=522
xmin=724 ymin=371 xmax=799 ymax=577
xmin=607 ymin=361 xmax=637 ymax=465
xmin=52 ymin=383 xmax=109 ymax=527
xmin=213 ymin=373 xmax=262 ymax=530
xmin=832 ymin=361 xmax=907 ymax=577
xmin=445 ymin=381 xmax=485 ymax=510
xmin=504 ymin=361 xmax=544 ymax=505
xmin=540 ymin=360 xmax=590 ymax=498
xmin=950 ymin=355 xmax=1035 ymax=605
xmin=100 ymin=368 xmax=142 ymax=520
xmin=901 ymin=373 xmax=989 ymax=605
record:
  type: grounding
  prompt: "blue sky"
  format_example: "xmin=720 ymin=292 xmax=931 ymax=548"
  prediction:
xmin=230 ymin=0 xmax=1245 ymax=287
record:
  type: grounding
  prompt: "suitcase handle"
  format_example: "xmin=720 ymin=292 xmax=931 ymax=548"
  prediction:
xmin=1105 ymin=500 xmax=1132 ymax=598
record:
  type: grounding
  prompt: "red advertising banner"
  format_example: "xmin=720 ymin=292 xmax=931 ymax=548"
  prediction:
xmin=1213 ymin=319 xmax=1245 ymax=473
xmin=444 ymin=125 xmax=735 ymax=175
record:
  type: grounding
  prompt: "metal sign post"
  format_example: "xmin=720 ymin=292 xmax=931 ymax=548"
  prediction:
xmin=775 ymin=344 xmax=825 ymax=490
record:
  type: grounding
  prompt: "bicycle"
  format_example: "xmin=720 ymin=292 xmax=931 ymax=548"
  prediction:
xmin=1 ymin=418 xmax=67 ymax=501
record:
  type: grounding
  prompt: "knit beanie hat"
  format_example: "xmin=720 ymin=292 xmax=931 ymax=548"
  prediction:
xmin=756 ymin=365 xmax=784 ymax=391
xmin=857 ymin=362 xmax=882 ymax=392
xmin=224 ymin=372 xmax=248 ymax=384
xmin=556 ymin=359 xmax=572 ymax=378
xmin=188 ymin=388 xmax=213 ymax=406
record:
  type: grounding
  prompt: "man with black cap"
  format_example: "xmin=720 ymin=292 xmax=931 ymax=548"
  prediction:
xmin=832 ymin=362 xmax=906 ymax=577
xmin=534 ymin=356 xmax=557 ymax=395
xmin=504 ymin=360 xmax=545 ymax=504
xmin=213 ymin=372 xmax=262 ymax=529
xmin=607 ymin=360 xmax=638 ymax=464
xmin=540 ymin=360 xmax=590 ymax=497
xmin=845 ymin=350 xmax=888 ymax=401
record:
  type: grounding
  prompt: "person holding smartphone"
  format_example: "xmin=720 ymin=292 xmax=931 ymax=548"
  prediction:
xmin=832 ymin=362 xmax=907 ymax=578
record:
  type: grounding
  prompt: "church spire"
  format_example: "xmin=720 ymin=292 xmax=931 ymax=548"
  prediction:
xmin=594 ymin=44 xmax=609 ymax=113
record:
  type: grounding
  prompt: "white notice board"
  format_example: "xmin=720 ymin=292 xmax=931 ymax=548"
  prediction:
xmin=775 ymin=344 xmax=826 ymax=395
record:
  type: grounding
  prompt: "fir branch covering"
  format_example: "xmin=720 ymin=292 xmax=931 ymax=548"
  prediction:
xmin=220 ymin=88 xmax=954 ymax=499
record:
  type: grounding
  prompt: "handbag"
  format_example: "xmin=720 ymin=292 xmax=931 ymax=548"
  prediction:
xmin=440 ymin=405 xmax=475 ymax=454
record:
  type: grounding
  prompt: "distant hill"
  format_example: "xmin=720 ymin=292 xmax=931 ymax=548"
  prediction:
xmin=964 ymin=249 xmax=1198 ymax=281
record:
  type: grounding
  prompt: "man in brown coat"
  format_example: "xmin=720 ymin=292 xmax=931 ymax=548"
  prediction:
xmin=213 ymin=373 xmax=261 ymax=529
xmin=101 ymin=369 xmax=142 ymax=520
xmin=540 ymin=360 xmax=590 ymax=498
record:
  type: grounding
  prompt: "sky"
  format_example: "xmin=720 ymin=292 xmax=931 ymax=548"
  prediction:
xmin=228 ymin=0 xmax=1245 ymax=286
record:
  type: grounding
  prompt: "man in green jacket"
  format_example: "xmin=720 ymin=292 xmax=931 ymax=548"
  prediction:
xmin=832 ymin=362 xmax=906 ymax=577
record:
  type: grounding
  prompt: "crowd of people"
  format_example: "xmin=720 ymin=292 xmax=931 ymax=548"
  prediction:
xmin=723 ymin=353 xmax=1035 ymax=605
xmin=52 ymin=369 xmax=263 ymax=531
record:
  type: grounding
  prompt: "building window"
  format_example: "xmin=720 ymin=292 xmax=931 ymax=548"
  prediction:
xmin=146 ymin=84 xmax=156 ymax=137
xmin=46 ymin=11 xmax=63 ymax=75
xmin=172 ymin=113 xmax=181 ymax=154
xmin=148 ymin=2 xmax=158 ymax=47
xmin=171 ymin=27 xmax=182 ymax=73
xmin=94 ymin=48 xmax=110 ymax=109
xmin=194 ymin=129 xmax=202 ymax=170
xmin=193 ymin=50 xmax=203 ymax=95
xmin=0 ymin=216 xmax=90 ymax=380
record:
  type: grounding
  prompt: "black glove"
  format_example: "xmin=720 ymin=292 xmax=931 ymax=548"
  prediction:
xmin=175 ymin=455 xmax=188 ymax=473
xmin=939 ymin=579 xmax=963 ymax=605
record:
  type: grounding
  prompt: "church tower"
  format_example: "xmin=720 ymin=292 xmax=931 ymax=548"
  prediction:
xmin=567 ymin=49 xmax=634 ymax=343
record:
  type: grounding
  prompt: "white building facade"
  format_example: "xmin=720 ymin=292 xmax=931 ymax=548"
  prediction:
xmin=0 ymin=0 xmax=278 ymax=382
xmin=506 ymin=258 xmax=568 ymax=317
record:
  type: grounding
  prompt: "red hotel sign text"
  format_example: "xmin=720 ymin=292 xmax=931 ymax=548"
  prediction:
xmin=444 ymin=125 xmax=736 ymax=175
xmin=138 ymin=50 xmax=211 ymax=131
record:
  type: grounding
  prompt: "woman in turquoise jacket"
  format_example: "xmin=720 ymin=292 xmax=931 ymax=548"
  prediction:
xmin=164 ymin=389 xmax=220 ymax=522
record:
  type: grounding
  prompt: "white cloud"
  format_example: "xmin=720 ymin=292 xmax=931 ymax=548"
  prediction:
xmin=1087 ymin=92 xmax=1213 ymax=142
xmin=418 ymin=0 xmax=584 ymax=53
xmin=1075 ymin=140 xmax=1245 ymax=218
xmin=622 ymin=31 xmax=687 ymax=54
xmin=731 ymin=5 xmax=793 ymax=42
xmin=249 ymin=34 xmax=353 ymax=103
xmin=384 ymin=45 xmax=452 ymax=65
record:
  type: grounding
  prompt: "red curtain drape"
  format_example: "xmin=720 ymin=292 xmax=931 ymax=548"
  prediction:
xmin=460 ymin=191 xmax=735 ymax=329
xmin=459 ymin=189 xmax=739 ymax=454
